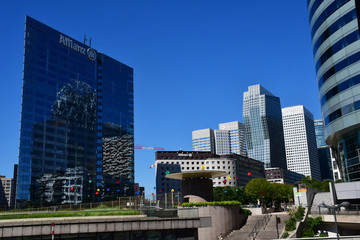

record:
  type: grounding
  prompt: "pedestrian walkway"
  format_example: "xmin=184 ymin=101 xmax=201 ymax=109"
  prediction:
xmin=256 ymin=212 xmax=289 ymax=240
xmin=225 ymin=212 xmax=289 ymax=240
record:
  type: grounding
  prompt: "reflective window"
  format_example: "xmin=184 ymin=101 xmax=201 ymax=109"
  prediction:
xmin=324 ymin=100 xmax=360 ymax=125
xmin=321 ymin=73 xmax=360 ymax=106
xmin=313 ymin=9 xmax=357 ymax=56
xmin=311 ymin=0 xmax=351 ymax=38
xmin=318 ymin=51 xmax=360 ymax=89
xmin=315 ymin=30 xmax=360 ymax=72
xmin=308 ymin=0 xmax=325 ymax=23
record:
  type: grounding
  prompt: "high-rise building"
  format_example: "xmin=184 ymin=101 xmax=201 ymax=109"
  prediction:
xmin=192 ymin=129 xmax=215 ymax=153
xmin=282 ymin=105 xmax=321 ymax=179
xmin=314 ymin=120 xmax=336 ymax=180
xmin=218 ymin=121 xmax=247 ymax=156
xmin=17 ymin=16 xmax=134 ymax=205
xmin=314 ymin=120 xmax=326 ymax=148
xmin=243 ymin=84 xmax=287 ymax=169
xmin=193 ymin=121 xmax=247 ymax=156
xmin=214 ymin=130 xmax=231 ymax=155
xmin=0 ymin=176 xmax=15 ymax=209
xmin=306 ymin=0 xmax=360 ymax=181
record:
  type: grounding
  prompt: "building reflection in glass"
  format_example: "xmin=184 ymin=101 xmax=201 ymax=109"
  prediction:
xmin=30 ymin=80 xmax=96 ymax=205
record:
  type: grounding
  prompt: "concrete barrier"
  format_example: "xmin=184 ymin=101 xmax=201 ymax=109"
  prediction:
xmin=0 ymin=215 xmax=211 ymax=238
xmin=196 ymin=205 xmax=247 ymax=240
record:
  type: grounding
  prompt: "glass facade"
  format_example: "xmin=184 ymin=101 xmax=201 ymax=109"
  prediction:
xmin=243 ymin=85 xmax=287 ymax=169
xmin=314 ymin=120 xmax=326 ymax=147
xmin=338 ymin=130 xmax=360 ymax=181
xmin=17 ymin=16 xmax=134 ymax=205
xmin=307 ymin=0 xmax=360 ymax=181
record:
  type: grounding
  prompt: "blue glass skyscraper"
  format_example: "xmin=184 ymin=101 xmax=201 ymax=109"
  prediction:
xmin=17 ymin=16 xmax=134 ymax=205
xmin=243 ymin=84 xmax=287 ymax=169
xmin=307 ymin=0 xmax=360 ymax=181
xmin=314 ymin=120 xmax=326 ymax=148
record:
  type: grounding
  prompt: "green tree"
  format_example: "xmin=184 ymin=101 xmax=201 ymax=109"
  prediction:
xmin=299 ymin=176 xmax=330 ymax=192
xmin=213 ymin=186 xmax=242 ymax=202
xmin=279 ymin=183 xmax=293 ymax=203
xmin=245 ymin=178 xmax=272 ymax=207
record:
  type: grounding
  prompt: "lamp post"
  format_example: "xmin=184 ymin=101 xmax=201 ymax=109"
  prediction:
xmin=318 ymin=201 xmax=351 ymax=240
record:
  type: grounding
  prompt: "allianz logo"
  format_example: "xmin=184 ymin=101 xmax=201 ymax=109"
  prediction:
xmin=59 ymin=34 xmax=97 ymax=61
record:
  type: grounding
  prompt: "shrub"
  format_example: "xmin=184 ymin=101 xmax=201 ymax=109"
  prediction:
xmin=181 ymin=201 xmax=241 ymax=207
xmin=281 ymin=231 xmax=289 ymax=239
xmin=239 ymin=208 xmax=252 ymax=215
xmin=285 ymin=218 xmax=296 ymax=231
xmin=294 ymin=206 xmax=305 ymax=221
xmin=302 ymin=227 xmax=315 ymax=238
xmin=301 ymin=216 xmax=324 ymax=238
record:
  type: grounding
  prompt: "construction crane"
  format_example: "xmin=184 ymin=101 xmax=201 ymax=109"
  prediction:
xmin=134 ymin=145 xmax=165 ymax=150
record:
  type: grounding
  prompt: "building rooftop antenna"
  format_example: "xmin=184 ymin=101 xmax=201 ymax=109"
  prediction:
xmin=83 ymin=35 xmax=87 ymax=45
xmin=89 ymin=37 xmax=92 ymax=47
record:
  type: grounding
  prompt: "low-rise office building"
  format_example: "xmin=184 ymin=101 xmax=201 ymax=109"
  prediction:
xmin=265 ymin=167 xmax=304 ymax=185
xmin=155 ymin=151 xmax=264 ymax=195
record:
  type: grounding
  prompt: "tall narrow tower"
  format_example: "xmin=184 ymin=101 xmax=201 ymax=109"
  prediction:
xmin=243 ymin=84 xmax=287 ymax=169
xmin=282 ymin=105 xmax=321 ymax=179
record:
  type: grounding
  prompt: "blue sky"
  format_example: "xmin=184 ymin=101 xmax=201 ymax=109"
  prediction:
xmin=0 ymin=1 xmax=319 ymax=194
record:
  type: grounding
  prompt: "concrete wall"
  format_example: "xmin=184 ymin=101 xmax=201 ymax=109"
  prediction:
xmin=310 ymin=214 xmax=360 ymax=224
xmin=293 ymin=187 xmax=323 ymax=207
xmin=244 ymin=207 xmax=263 ymax=215
xmin=0 ymin=215 xmax=211 ymax=238
xmin=196 ymin=205 xmax=247 ymax=240
xmin=335 ymin=181 xmax=360 ymax=201
xmin=287 ymin=237 xmax=360 ymax=240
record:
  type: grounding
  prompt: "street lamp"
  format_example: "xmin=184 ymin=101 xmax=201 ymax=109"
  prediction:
xmin=318 ymin=201 xmax=351 ymax=240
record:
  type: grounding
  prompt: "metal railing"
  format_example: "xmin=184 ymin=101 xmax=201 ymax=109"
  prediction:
xmin=309 ymin=204 xmax=360 ymax=216
xmin=248 ymin=213 xmax=271 ymax=240
xmin=0 ymin=193 xmax=183 ymax=215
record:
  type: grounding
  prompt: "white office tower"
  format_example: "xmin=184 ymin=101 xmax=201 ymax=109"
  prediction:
xmin=214 ymin=130 xmax=231 ymax=155
xmin=192 ymin=129 xmax=215 ymax=153
xmin=219 ymin=121 xmax=247 ymax=156
xmin=282 ymin=105 xmax=321 ymax=179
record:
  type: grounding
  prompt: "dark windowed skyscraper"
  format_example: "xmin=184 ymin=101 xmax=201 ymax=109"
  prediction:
xmin=17 ymin=16 xmax=134 ymax=205
xmin=307 ymin=0 xmax=360 ymax=181
xmin=314 ymin=120 xmax=334 ymax=180
xmin=243 ymin=84 xmax=287 ymax=169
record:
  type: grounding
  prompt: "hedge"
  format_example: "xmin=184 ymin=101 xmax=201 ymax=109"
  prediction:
xmin=181 ymin=201 xmax=242 ymax=207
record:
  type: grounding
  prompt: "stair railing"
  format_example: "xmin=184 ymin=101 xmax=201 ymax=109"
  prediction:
xmin=248 ymin=213 xmax=271 ymax=240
